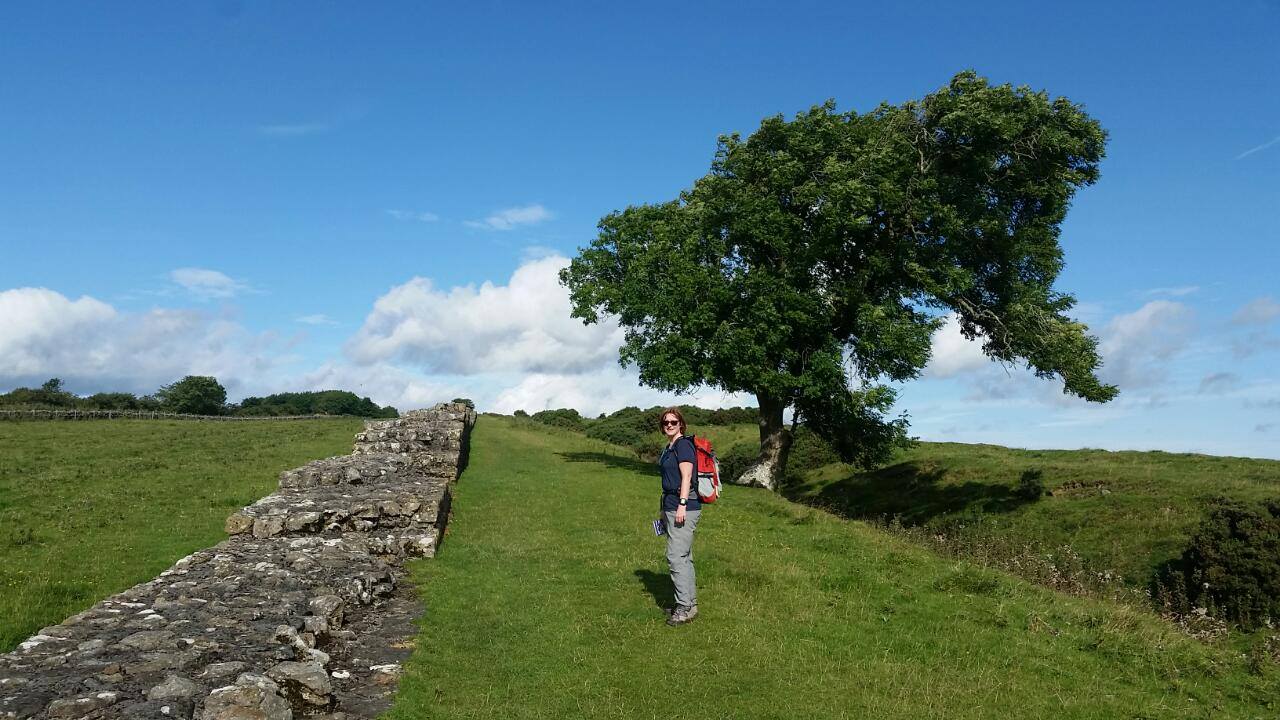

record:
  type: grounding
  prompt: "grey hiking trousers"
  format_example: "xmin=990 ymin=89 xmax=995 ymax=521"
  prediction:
xmin=663 ymin=508 xmax=701 ymax=608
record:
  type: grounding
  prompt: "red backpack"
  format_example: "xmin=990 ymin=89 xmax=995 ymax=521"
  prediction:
xmin=687 ymin=434 xmax=721 ymax=504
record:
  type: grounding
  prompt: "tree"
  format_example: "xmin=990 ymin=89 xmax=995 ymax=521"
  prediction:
xmin=561 ymin=71 xmax=1117 ymax=491
xmin=156 ymin=376 xmax=227 ymax=415
xmin=85 ymin=392 xmax=142 ymax=410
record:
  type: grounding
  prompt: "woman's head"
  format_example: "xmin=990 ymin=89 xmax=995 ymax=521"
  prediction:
xmin=658 ymin=407 xmax=686 ymax=437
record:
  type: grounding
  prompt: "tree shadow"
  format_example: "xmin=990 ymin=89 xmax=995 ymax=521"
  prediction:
xmin=556 ymin=451 xmax=653 ymax=476
xmin=787 ymin=460 xmax=1037 ymax=526
xmin=634 ymin=569 xmax=672 ymax=611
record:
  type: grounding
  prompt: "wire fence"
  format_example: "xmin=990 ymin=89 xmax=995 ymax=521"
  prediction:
xmin=0 ymin=409 xmax=360 ymax=422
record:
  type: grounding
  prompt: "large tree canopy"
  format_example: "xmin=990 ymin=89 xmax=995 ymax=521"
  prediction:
xmin=561 ymin=71 xmax=1117 ymax=490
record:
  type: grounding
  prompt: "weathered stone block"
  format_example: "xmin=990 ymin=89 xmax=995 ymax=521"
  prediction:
xmin=267 ymin=661 xmax=332 ymax=707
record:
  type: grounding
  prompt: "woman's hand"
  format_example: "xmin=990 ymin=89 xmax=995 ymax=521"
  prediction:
xmin=675 ymin=506 xmax=687 ymax=526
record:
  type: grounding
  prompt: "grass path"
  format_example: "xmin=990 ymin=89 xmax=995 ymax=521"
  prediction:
xmin=0 ymin=418 xmax=363 ymax=650
xmin=389 ymin=417 xmax=1278 ymax=719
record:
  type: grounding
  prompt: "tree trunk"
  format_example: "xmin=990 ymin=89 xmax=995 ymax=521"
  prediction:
xmin=735 ymin=393 xmax=793 ymax=492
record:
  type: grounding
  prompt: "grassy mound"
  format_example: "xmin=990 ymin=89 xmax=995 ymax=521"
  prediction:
xmin=0 ymin=418 xmax=363 ymax=650
xmin=789 ymin=442 xmax=1280 ymax=595
xmin=389 ymin=417 xmax=1278 ymax=719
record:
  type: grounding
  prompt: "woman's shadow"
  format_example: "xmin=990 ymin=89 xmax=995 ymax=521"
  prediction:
xmin=633 ymin=569 xmax=673 ymax=611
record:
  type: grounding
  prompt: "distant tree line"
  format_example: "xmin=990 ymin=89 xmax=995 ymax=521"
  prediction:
xmin=0 ymin=377 xmax=398 ymax=418
xmin=238 ymin=390 xmax=398 ymax=418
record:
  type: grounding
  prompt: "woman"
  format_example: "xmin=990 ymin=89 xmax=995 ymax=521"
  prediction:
xmin=657 ymin=407 xmax=700 ymax=626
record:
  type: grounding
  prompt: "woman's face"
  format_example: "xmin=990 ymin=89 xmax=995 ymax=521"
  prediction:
xmin=661 ymin=414 xmax=682 ymax=439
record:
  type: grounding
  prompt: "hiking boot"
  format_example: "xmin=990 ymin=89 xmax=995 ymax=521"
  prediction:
xmin=666 ymin=604 xmax=698 ymax=626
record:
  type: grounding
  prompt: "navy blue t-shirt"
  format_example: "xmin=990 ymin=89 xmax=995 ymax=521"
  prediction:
xmin=658 ymin=436 xmax=700 ymax=512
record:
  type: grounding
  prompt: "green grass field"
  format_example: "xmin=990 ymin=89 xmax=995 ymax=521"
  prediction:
xmin=788 ymin=442 xmax=1280 ymax=595
xmin=4 ymin=416 xmax=1278 ymax=716
xmin=390 ymin=417 xmax=1278 ymax=719
xmin=0 ymin=418 xmax=362 ymax=651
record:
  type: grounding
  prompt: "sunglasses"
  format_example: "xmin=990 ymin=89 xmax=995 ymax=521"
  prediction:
xmin=661 ymin=420 xmax=680 ymax=427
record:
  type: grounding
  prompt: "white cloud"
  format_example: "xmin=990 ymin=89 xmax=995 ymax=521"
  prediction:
xmin=296 ymin=361 xmax=465 ymax=411
xmin=490 ymin=366 xmax=753 ymax=417
xmin=346 ymin=255 xmax=623 ymax=374
xmin=465 ymin=204 xmax=552 ymax=231
xmin=1232 ymin=296 xmax=1280 ymax=325
xmin=385 ymin=209 xmax=440 ymax=222
xmin=0 ymin=288 xmax=117 ymax=377
xmin=1097 ymin=300 xmax=1195 ymax=389
xmin=296 ymin=314 xmax=337 ymax=326
xmin=923 ymin=314 xmax=989 ymax=379
xmin=1144 ymin=285 xmax=1200 ymax=297
xmin=0 ymin=287 xmax=289 ymax=397
xmin=930 ymin=300 xmax=1197 ymax=405
xmin=169 ymin=268 xmax=248 ymax=300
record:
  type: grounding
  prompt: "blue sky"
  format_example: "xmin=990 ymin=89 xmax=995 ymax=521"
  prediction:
xmin=1 ymin=1 xmax=1277 ymax=458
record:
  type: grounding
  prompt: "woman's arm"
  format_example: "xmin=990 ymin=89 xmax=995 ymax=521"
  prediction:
xmin=676 ymin=460 xmax=693 ymax=524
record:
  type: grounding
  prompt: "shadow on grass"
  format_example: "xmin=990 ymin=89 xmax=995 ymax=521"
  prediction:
xmin=788 ymin=460 xmax=1036 ymax=526
xmin=634 ymin=569 xmax=673 ymax=611
xmin=556 ymin=451 xmax=652 ymax=476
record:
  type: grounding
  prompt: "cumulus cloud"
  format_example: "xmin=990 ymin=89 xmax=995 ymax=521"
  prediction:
xmin=296 ymin=361 xmax=466 ymax=411
xmin=1096 ymin=300 xmax=1195 ymax=389
xmin=933 ymin=300 xmax=1198 ymax=406
xmin=923 ymin=314 xmax=989 ymax=379
xmin=466 ymin=204 xmax=552 ymax=231
xmin=169 ymin=268 xmax=249 ymax=300
xmin=489 ymin=366 xmax=753 ymax=418
xmin=1232 ymin=296 xmax=1280 ymax=325
xmin=346 ymin=255 xmax=623 ymax=374
xmin=0 ymin=288 xmax=118 ymax=377
xmin=0 ymin=287 xmax=289 ymax=396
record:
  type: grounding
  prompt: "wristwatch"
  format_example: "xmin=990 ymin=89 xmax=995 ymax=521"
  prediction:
xmin=679 ymin=498 xmax=688 ymax=506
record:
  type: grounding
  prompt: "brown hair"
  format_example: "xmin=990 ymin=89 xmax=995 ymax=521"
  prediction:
xmin=658 ymin=407 xmax=686 ymax=434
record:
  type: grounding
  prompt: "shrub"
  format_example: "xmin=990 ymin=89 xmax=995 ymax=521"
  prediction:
xmin=513 ymin=409 xmax=529 ymax=418
xmin=1015 ymin=469 xmax=1046 ymax=501
xmin=718 ymin=442 xmax=758 ymax=484
xmin=1154 ymin=497 xmax=1280 ymax=629
xmin=784 ymin=426 xmax=841 ymax=484
xmin=157 ymin=376 xmax=227 ymax=416
xmin=667 ymin=405 xmax=711 ymax=427
xmin=84 ymin=392 xmax=143 ymax=410
xmin=530 ymin=408 xmax=586 ymax=431
xmin=707 ymin=406 xmax=759 ymax=425
xmin=0 ymin=378 xmax=79 ymax=408
xmin=583 ymin=406 xmax=655 ymax=456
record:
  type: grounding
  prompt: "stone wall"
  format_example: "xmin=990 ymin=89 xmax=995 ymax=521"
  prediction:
xmin=0 ymin=402 xmax=476 ymax=720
